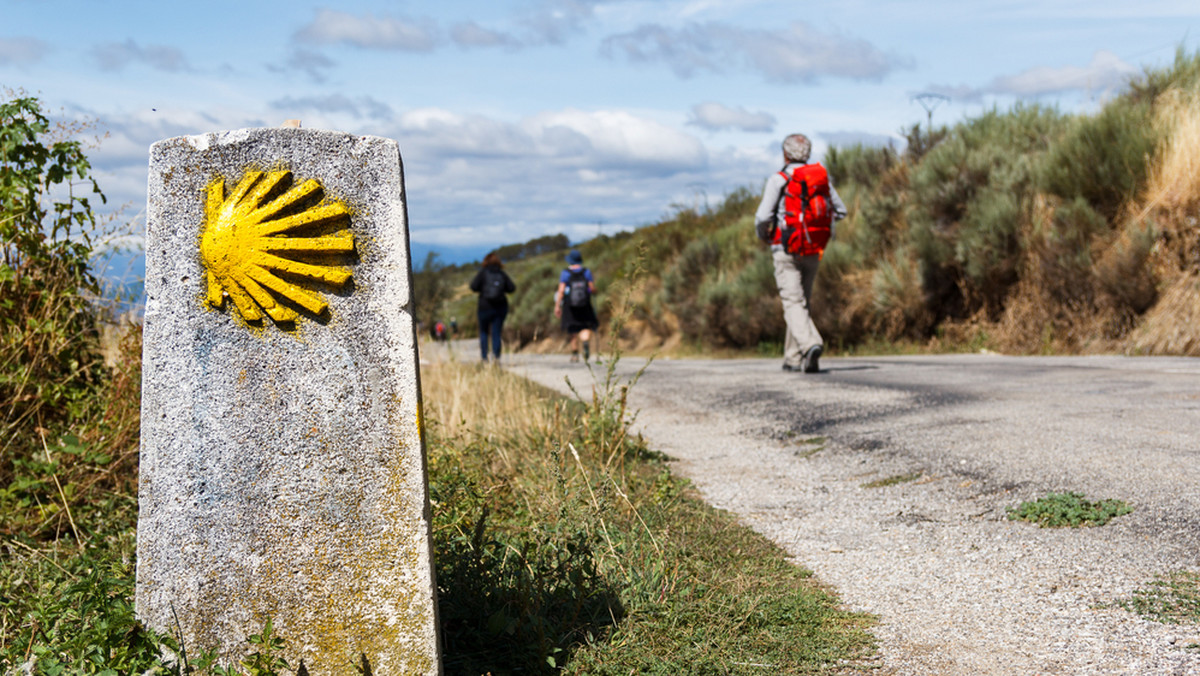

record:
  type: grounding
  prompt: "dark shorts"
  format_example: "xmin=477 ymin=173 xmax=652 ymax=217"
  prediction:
xmin=561 ymin=302 xmax=599 ymax=334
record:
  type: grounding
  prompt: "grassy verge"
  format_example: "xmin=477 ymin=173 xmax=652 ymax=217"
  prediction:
xmin=423 ymin=357 xmax=876 ymax=674
xmin=0 ymin=332 xmax=874 ymax=675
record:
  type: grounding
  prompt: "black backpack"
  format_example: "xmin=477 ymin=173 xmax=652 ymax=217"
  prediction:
xmin=566 ymin=268 xmax=590 ymax=307
xmin=481 ymin=268 xmax=507 ymax=302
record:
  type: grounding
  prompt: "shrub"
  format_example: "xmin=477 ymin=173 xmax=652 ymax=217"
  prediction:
xmin=1 ymin=96 xmax=107 ymax=465
xmin=826 ymin=142 xmax=899 ymax=191
xmin=1040 ymin=98 xmax=1160 ymax=221
xmin=907 ymin=104 xmax=1066 ymax=320
xmin=696 ymin=252 xmax=784 ymax=348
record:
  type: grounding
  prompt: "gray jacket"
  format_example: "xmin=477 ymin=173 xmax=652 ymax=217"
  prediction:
xmin=754 ymin=162 xmax=847 ymax=249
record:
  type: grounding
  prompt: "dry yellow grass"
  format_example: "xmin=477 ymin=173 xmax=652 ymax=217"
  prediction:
xmin=420 ymin=346 xmax=561 ymax=473
xmin=1144 ymin=88 xmax=1200 ymax=214
xmin=1130 ymin=273 xmax=1200 ymax=356
xmin=1120 ymin=86 xmax=1200 ymax=355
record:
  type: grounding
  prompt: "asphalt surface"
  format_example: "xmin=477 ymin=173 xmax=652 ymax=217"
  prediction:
xmin=500 ymin=350 xmax=1200 ymax=674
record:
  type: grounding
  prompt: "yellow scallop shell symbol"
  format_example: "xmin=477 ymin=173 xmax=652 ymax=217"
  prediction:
xmin=199 ymin=170 xmax=354 ymax=324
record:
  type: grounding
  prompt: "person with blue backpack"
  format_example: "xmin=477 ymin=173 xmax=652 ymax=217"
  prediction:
xmin=469 ymin=251 xmax=516 ymax=362
xmin=554 ymin=249 xmax=599 ymax=363
xmin=755 ymin=133 xmax=847 ymax=374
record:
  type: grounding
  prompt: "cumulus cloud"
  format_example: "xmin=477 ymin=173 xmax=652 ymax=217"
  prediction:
xmin=688 ymin=102 xmax=775 ymax=132
xmin=926 ymin=50 xmax=1140 ymax=104
xmin=79 ymin=103 xmax=753 ymax=254
xmin=371 ymin=105 xmax=734 ymax=245
xmin=527 ymin=109 xmax=708 ymax=170
xmin=294 ymin=9 xmax=438 ymax=51
xmin=0 ymin=36 xmax=49 ymax=66
xmin=272 ymin=48 xmax=338 ymax=84
xmin=450 ymin=22 xmax=519 ymax=49
xmin=520 ymin=0 xmax=603 ymax=45
xmin=91 ymin=39 xmax=189 ymax=72
xmin=602 ymin=21 xmax=906 ymax=83
xmin=988 ymin=50 xmax=1138 ymax=97
xmin=270 ymin=94 xmax=394 ymax=121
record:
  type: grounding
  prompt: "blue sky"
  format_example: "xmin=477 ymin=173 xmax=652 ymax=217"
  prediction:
xmin=3 ymin=0 xmax=1198 ymax=266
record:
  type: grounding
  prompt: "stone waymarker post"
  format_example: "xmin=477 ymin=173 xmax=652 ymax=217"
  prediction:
xmin=136 ymin=128 xmax=441 ymax=674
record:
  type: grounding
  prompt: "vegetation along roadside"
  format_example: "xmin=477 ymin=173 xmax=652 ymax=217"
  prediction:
xmin=1 ymin=95 xmax=873 ymax=673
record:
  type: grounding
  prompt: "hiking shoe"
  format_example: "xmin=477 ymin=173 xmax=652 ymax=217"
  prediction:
xmin=782 ymin=363 xmax=802 ymax=372
xmin=802 ymin=345 xmax=823 ymax=373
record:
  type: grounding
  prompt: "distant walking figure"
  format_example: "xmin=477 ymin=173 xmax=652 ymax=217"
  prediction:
xmin=754 ymin=133 xmax=847 ymax=373
xmin=469 ymin=252 xmax=516 ymax=362
xmin=554 ymin=249 xmax=599 ymax=363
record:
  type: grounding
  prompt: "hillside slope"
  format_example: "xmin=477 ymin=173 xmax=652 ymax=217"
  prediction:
xmin=428 ymin=48 xmax=1200 ymax=358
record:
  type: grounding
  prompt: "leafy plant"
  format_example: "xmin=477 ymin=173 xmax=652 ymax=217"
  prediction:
xmin=1 ymin=95 xmax=107 ymax=464
xmin=1006 ymin=491 xmax=1133 ymax=527
xmin=1121 ymin=570 xmax=1200 ymax=625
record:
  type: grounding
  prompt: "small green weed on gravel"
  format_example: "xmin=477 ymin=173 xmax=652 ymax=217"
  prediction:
xmin=786 ymin=434 xmax=827 ymax=458
xmin=1006 ymin=492 xmax=1133 ymax=527
xmin=1121 ymin=571 xmax=1200 ymax=625
xmin=861 ymin=472 xmax=923 ymax=489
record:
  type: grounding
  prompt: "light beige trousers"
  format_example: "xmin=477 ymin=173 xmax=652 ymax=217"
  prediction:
xmin=772 ymin=249 xmax=823 ymax=366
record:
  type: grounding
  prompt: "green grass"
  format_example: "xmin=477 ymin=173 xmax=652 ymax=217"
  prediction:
xmin=786 ymin=435 xmax=827 ymax=459
xmin=1006 ymin=491 xmax=1133 ymax=528
xmin=424 ymin=296 xmax=876 ymax=673
xmin=861 ymin=472 xmax=922 ymax=489
xmin=1121 ymin=571 xmax=1200 ymax=627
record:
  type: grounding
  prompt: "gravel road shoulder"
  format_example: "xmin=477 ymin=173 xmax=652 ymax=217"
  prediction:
xmin=503 ymin=351 xmax=1200 ymax=675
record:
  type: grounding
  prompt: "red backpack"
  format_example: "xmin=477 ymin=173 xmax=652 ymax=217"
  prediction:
xmin=774 ymin=163 xmax=833 ymax=257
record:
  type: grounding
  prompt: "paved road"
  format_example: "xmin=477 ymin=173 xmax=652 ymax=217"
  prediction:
xmin=503 ymin=351 xmax=1200 ymax=674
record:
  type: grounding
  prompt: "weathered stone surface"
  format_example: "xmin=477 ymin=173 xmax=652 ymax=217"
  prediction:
xmin=137 ymin=128 xmax=440 ymax=674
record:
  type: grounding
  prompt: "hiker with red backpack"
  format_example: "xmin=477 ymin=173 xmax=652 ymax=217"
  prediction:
xmin=754 ymin=133 xmax=847 ymax=374
xmin=554 ymin=249 xmax=599 ymax=363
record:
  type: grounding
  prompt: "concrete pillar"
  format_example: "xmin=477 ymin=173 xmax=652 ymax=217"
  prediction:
xmin=137 ymin=128 xmax=440 ymax=674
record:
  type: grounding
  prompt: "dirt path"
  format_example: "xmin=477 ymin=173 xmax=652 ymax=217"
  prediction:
xmin=502 ymin=350 xmax=1200 ymax=675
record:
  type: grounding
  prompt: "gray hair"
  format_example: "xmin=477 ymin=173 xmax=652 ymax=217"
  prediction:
xmin=782 ymin=134 xmax=811 ymax=163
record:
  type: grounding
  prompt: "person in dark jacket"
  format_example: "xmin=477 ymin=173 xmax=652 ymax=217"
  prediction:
xmin=469 ymin=252 xmax=516 ymax=362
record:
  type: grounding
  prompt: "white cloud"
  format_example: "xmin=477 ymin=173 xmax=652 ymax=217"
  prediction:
xmin=450 ymin=21 xmax=518 ymax=49
xmin=270 ymin=94 xmax=394 ymax=120
xmin=294 ymin=9 xmax=438 ymax=51
xmin=272 ymin=48 xmax=337 ymax=83
xmin=91 ymin=39 xmax=189 ymax=72
xmin=75 ymin=102 xmax=756 ymax=253
xmin=988 ymin=49 xmax=1138 ymax=96
xmin=0 ymin=36 xmax=49 ymax=66
xmin=923 ymin=50 xmax=1141 ymax=104
xmin=601 ymin=20 xmax=907 ymax=83
xmin=519 ymin=0 xmax=603 ymax=45
xmin=525 ymin=108 xmax=707 ymax=170
xmin=688 ymin=102 xmax=775 ymax=132
xmin=372 ymin=105 xmax=738 ymax=245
